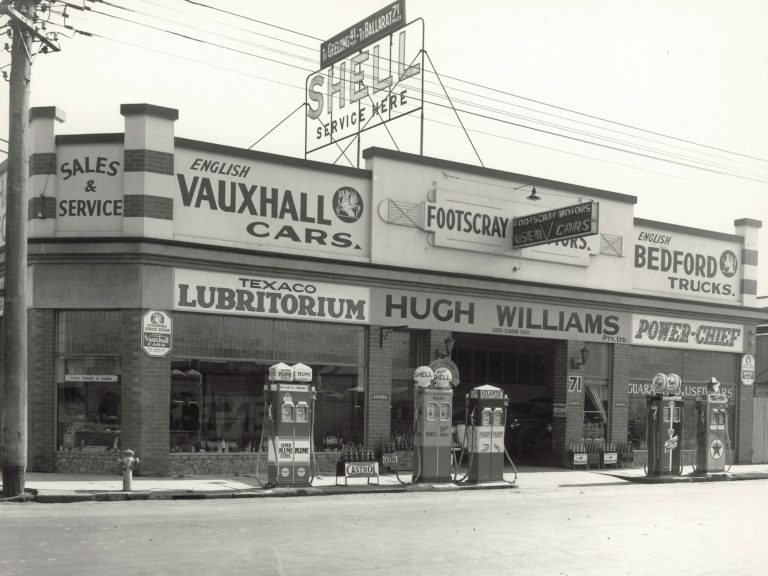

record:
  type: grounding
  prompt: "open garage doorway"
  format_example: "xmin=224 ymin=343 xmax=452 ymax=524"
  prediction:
xmin=452 ymin=333 xmax=555 ymax=465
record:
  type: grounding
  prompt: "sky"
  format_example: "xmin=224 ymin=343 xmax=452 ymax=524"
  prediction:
xmin=1 ymin=0 xmax=767 ymax=298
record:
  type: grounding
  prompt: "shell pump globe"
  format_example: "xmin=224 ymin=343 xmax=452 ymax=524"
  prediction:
xmin=413 ymin=366 xmax=435 ymax=388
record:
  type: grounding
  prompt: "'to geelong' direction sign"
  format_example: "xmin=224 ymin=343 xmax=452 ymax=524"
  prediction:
xmin=512 ymin=201 xmax=598 ymax=249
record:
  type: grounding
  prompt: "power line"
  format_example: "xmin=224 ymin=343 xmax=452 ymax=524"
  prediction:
xmin=76 ymin=1 xmax=768 ymax=178
xmin=55 ymin=3 xmax=768 ymax=184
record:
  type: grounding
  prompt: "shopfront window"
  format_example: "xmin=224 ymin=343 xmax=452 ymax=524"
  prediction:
xmin=628 ymin=346 xmax=738 ymax=450
xmin=56 ymin=311 xmax=122 ymax=452
xmin=57 ymin=361 xmax=122 ymax=452
xmin=171 ymin=314 xmax=367 ymax=453
xmin=583 ymin=381 xmax=608 ymax=440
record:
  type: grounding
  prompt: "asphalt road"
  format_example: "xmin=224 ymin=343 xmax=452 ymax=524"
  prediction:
xmin=1 ymin=479 xmax=765 ymax=576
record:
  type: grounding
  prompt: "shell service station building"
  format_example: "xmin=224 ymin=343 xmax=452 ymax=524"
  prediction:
xmin=0 ymin=102 xmax=766 ymax=477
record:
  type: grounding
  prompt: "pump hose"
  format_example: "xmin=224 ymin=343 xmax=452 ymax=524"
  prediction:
xmin=252 ymin=400 xmax=270 ymax=489
xmin=411 ymin=405 xmax=422 ymax=483
xmin=502 ymin=444 xmax=518 ymax=485
xmin=725 ymin=411 xmax=733 ymax=473
xmin=308 ymin=394 xmax=317 ymax=485
xmin=454 ymin=407 xmax=474 ymax=483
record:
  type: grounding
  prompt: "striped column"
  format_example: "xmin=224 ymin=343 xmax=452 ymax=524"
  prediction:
xmin=28 ymin=106 xmax=65 ymax=237
xmin=120 ymin=103 xmax=178 ymax=239
xmin=734 ymin=218 xmax=761 ymax=308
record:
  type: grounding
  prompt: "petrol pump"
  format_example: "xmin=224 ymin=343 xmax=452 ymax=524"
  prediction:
xmin=646 ymin=373 xmax=684 ymax=477
xmin=265 ymin=362 xmax=315 ymax=486
xmin=412 ymin=365 xmax=453 ymax=483
xmin=694 ymin=377 xmax=729 ymax=473
xmin=465 ymin=384 xmax=507 ymax=483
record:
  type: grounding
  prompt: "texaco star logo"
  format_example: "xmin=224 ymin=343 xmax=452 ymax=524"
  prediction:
xmin=710 ymin=439 xmax=724 ymax=460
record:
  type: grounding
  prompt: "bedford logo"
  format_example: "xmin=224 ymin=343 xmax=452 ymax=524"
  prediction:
xmin=333 ymin=187 xmax=363 ymax=223
xmin=720 ymin=250 xmax=738 ymax=278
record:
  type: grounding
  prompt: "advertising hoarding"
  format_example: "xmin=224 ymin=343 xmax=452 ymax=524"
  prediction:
xmin=174 ymin=147 xmax=371 ymax=259
xmin=631 ymin=313 xmax=744 ymax=353
xmin=511 ymin=201 xmax=598 ymax=249
xmin=173 ymin=268 xmax=370 ymax=324
xmin=632 ymin=223 xmax=741 ymax=303
xmin=306 ymin=18 xmax=423 ymax=154
xmin=371 ymin=287 xmax=632 ymax=343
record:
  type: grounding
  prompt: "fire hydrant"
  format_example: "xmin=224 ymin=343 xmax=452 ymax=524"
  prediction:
xmin=118 ymin=449 xmax=140 ymax=492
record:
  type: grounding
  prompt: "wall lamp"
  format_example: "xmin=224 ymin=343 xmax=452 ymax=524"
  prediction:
xmin=514 ymin=183 xmax=540 ymax=201
xmin=437 ymin=335 xmax=455 ymax=358
xmin=572 ymin=344 xmax=590 ymax=369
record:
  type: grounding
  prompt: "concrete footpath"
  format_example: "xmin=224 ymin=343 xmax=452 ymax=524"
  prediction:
xmin=3 ymin=463 xmax=768 ymax=503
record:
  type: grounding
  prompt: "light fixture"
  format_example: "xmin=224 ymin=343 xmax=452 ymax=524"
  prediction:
xmin=513 ymin=183 xmax=540 ymax=201
xmin=437 ymin=335 xmax=456 ymax=358
xmin=572 ymin=344 xmax=590 ymax=369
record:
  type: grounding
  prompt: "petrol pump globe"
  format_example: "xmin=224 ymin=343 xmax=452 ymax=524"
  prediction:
xmin=269 ymin=362 xmax=293 ymax=382
xmin=666 ymin=373 xmax=681 ymax=395
xmin=292 ymin=363 xmax=313 ymax=382
xmin=651 ymin=372 xmax=668 ymax=395
xmin=433 ymin=367 xmax=453 ymax=389
xmin=413 ymin=366 xmax=434 ymax=388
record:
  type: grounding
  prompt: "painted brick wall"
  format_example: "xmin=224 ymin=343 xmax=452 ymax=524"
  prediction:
xmin=123 ymin=149 xmax=174 ymax=174
xmin=123 ymin=194 xmax=174 ymax=219
xmin=27 ymin=309 xmax=56 ymax=472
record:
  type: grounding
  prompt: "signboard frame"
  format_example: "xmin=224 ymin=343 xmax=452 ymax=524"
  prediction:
xmin=511 ymin=201 xmax=598 ymax=249
xmin=305 ymin=16 xmax=425 ymax=158
xmin=141 ymin=309 xmax=173 ymax=358
xmin=320 ymin=0 xmax=407 ymax=69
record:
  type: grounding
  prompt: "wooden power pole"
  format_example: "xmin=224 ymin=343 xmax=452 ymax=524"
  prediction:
xmin=1 ymin=0 xmax=57 ymax=498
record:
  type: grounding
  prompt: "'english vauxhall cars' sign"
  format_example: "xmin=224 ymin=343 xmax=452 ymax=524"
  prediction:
xmin=174 ymin=147 xmax=371 ymax=259
xmin=511 ymin=201 xmax=598 ymax=249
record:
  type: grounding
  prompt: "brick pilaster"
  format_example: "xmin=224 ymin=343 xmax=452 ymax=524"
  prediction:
xmin=120 ymin=309 xmax=171 ymax=475
xmin=120 ymin=103 xmax=178 ymax=238
xmin=27 ymin=309 xmax=56 ymax=471
xmin=609 ymin=344 xmax=631 ymax=446
xmin=28 ymin=106 xmax=65 ymax=237
xmin=365 ymin=326 xmax=395 ymax=449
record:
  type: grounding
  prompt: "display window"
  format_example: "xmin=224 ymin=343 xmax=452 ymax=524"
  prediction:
xmin=55 ymin=311 xmax=123 ymax=452
xmin=170 ymin=312 xmax=367 ymax=453
xmin=56 ymin=356 xmax=121 ymax=451
xmin=628 ymin=346 xmax=738 ymax=450
xmin=170 ymin=360 xmax=364 ymax=452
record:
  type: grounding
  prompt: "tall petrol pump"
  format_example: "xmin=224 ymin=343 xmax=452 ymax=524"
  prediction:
xmin=412 ymin=365 xmax=453 ymax=483
xmin=265 ymin=362 xmax=315 ymax=486
xmin=646 ymin=373 xmax=684 ymax=476
xmin=466 ymin=385 xmax=507 ymax=483
xmin=694 ymin=377 xmax=729 ymax=473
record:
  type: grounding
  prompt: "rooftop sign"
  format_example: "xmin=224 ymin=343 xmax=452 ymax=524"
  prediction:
xmin=320 ymin=1 xmax=407 ymax=69
xmin=306 ymin=2 xmax=423 ymax=156
xmin=511 ymin=201 xmax=598 ymax=249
